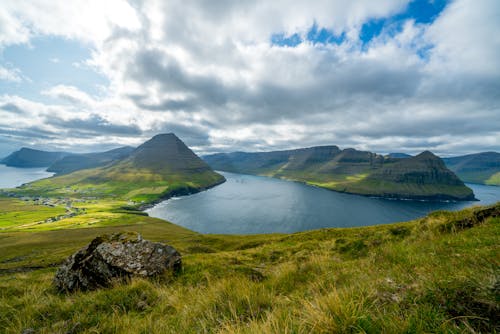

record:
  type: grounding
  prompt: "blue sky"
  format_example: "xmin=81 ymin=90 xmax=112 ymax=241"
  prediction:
xmin=271 ymin=0 xmax=448 ymax=47
xmin=0 ymin=36 xmax=107 ymax=103
xmin=0 ymin=0 xmax=498 ymax=156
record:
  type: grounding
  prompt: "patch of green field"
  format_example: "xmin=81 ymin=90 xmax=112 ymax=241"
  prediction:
xmin=8 ymin=167 xmax=224 ymax=203
xmin=0 ymin=203 xmax=498 ymax=333
xmin=485 ymin=171 xmax=500 ymax=186
xmin=0 ymin=198 xmax=66 ymax=229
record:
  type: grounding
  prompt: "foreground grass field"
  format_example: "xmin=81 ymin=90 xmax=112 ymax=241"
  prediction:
xmin=0 ymin=202 xmax=498 ymax=333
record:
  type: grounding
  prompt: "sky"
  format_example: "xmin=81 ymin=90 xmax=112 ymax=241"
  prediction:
xmin=0 ymin=0 xmax=499 ymax=157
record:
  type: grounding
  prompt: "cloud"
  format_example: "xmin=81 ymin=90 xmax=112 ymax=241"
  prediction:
xmin=0 ymin=66 xmax=22 ymax=82
xmin=41 ymin=85 xmax=95 ymax=106
xmin=49 ymin=114 xmax=142 ymax=136
xmin=0 ymin=0 xmax=498 ymax=157
xmin=0 ymin=103 xmax=25 ymax=114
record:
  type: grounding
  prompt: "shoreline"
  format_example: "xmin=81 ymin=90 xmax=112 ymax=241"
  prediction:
xmin=138 ymin=177 xmax=226 ymax=212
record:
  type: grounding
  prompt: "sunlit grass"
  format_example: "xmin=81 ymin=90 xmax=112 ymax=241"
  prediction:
xmin=0 ymin=203 xmax=498 ymax=333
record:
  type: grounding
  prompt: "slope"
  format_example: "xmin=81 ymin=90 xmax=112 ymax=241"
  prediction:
xmin=443 ymin=152 xmax=500 ymax=186
xmin=47 ymin=146 xmax=135 ymax=175
xmin=204 ymin=147 xmax=474 ymax=200
xmin=0 ymin=202 xmax=498 ymax=333
xmin=11 ymin=134 xmax=225 ymax=203
xmin=1 ymin=148 xmax=69 ymax=167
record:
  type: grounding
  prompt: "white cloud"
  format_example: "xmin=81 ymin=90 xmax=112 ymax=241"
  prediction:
xmin=0 ymin=66 xmax=22 ymax=82
xmin=0 ymin=0 xmax=498 ymax=157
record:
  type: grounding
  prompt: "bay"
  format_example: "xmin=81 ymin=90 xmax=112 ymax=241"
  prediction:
xmin=0 ymin=165 xmax=53 ymax=189
xmin=147 ymin=171 xmax=500 ymax=234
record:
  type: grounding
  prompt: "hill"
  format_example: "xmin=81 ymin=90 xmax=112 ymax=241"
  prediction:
xmin=386 ymin=152 xmax=412 ymax=158
xmin=0 ymin=199 xmax=498 ymax=333
xmin=12 ymin=133 xmax=225 ymax=202
xmin=204 ymin=147 xmax=475 ymax=200
xmin=1 ymin=148 xmax=69 ymax=167
xmin=47 ymin=146 xmax=135 ymax=175
xmin=443 ymin=152 xmax=500 ymax=186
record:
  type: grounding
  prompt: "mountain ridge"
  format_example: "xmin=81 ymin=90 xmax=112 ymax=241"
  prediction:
xmin=12 ymin=133 xmax=225 ymax=203
xmin=204 ymin=147 xmax=475 ymax=201
xmin=443 ymin=152 xmax=500 ymax=186
xmin=1 ymin=148 xmax=70 ymax=168
xmin=47 ymin=146 xmax=135 ymax=175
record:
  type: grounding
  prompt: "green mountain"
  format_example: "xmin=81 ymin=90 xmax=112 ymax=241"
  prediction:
xmin=1 ymin=148 xmax=69 ymax=167
xmin=16 ymin=133 xmax=225 ymax=202
xmin=443 ymin=152 xmax=500 ymax=186
xmin=47 ymin=146 xmax=135 ymax=175
xmin=386 ymin=152 xmax=412 ymax=158
xmin=204 ymin=147 xmax=475 ymax=200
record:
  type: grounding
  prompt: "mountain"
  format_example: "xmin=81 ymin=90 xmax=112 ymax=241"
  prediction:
xmin=386 ymin=153 xmax=412 ymax=158
xmin=204 ymin=147 xmax=475 ymax=200
xmin=443 ymin=152 xmax=500 ymax=186
xmin=17 ymin=133 xmax=225 ymax=203
xmin=47 ymin=146 xmax=135 ymax=175
xmin=116 ymin=133 xmax=214 ymax=175
xmin=1 ymin=148 xmax=69 ymax=167
xmin=361 ymin=151 xmax=475 ymax=200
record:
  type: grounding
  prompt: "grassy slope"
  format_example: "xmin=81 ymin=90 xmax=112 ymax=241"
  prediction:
xmin=270 ymin=167 xmax=473 ymax=200
xmin=486 ymin=172 xmax=500 ymax=185
xmin=443 ymin=153 xmax=500 ymax=186
xmin=8 ymin=166 xmax=224 ymax=203
xmin=208 ymin=152 xmax=474 ymax=200
xmin=1 ymin=203 xmax=498 ymax=333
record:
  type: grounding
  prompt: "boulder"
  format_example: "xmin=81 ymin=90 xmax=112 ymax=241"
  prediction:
xmin=53 ymin=232 xmax=181 ymax=292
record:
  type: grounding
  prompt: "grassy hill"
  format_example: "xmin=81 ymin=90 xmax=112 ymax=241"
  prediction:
xmin=0 ymin=201 xmax=498 ymax=333
xmin=443 ymin=152 xmax=500 ymax=186
xmin=7 ymin=134 xmax=225 ymax=203
xmin=204 ymin=148 xmax=475 ymax=201
xmin=1 ymin=148 xmax=69 ymax=167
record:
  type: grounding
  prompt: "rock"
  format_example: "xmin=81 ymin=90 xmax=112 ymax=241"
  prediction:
xmin=21 ymin=329 xmax=36 ymax=334
xmin=53 ymin=232 xmax=181 ymax=292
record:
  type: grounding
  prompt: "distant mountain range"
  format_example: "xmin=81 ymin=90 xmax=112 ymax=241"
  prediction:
xmin=1 ymin=148 xmax=69 ymax=168
xmin=8 ymin=134 xmax=225 ymax=203
xmin=47 ymin=146 xmax=135 ymax=175
xmin=2 ymin=139 xmax=498 ymax=200
xmin=382 ymin=152 xmax=500 ymax=186
xmin=442 ymin=152 xmax=500 ymax=186
xmin=203 ymin=147 xmax=477 ymax=201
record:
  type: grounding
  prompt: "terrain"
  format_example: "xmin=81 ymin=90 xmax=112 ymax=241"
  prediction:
xmin=204 ymin=147 xmax=475 ymax=201
xmin=6 ymin=134 xmax=225 ymax=204
xmin=47 ymin=146 xmax=135 ymax=175
xmin=0 ymin=197 xmax=498 ymax=333
xmin=443 ymin=152 xmax=500 ymax=186
xmin=0 ymin=133 xmax=498 ymax=332
xmin=1 ymin=148 xmax=69 ymax=167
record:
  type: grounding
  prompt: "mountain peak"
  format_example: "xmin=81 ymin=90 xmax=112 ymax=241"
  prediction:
xmin=124 ymin=133 xmax=211 ymax=174
xmin=415 ymin=150 xmax=438 ymax=159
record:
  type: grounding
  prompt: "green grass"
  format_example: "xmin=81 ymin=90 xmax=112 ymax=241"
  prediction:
xmin=8 ymin=167 xmax=224 ymax=203
xmin=271 ymin=170 xmax=473 ymax=199
xmin=486 ymin=172 xmax=500 ymax=186
xmin=0 ymin=203 xmax=498 ymax=333
xmin=0 ymin=198 xmax=66 ymax=229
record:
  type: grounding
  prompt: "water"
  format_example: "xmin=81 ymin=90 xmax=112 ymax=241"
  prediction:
xmin=147 ymin=171 xmax=500 ymax=234
xmin=0 ymin=165 xmax=53 ymax=188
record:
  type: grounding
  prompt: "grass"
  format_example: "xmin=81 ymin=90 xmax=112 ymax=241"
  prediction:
xmin=486 ymin=172 xmax=500 ymax=186
xmin=7 ymin=167 xmax=224 ymax=203
xmin=272 ymin=170 xmax=473 ymax=199
xmin=0 ymin=202 xmax=498 ymax=333
xmin=0 ymin=198 xmax=66 ymax=229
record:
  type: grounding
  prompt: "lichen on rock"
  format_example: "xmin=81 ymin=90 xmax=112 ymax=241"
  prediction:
xmin=53 ymin=232 xmax=181 ymax=292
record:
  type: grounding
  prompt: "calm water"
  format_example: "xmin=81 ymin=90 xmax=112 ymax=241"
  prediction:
xmin=0 ymin=165 xmax=53 ymax=188
xmin=147 ymin=171 xmax=500 ymax=234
